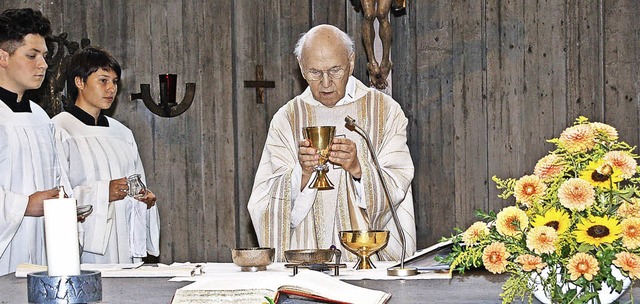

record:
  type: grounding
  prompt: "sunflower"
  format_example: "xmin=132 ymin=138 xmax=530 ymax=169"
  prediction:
xmin=514 ymin=175 xmax=547 ymax=207
xmin=620 ymin=218 xmax=640 ymax=249
xmin=515 ymin=254 xmax=546 ymax=272
xmin=462 ymin=221 xmax=489 ymax=245
xmin=526 ymin=226 xmax=557 ymax=255
xmin=531 ymin=208 xmax=571 ymax=235
xmin=575 ymin=215 xmax=622 ymax=246
xmin=482 ymin=242 xmax=510 ymax=274
xmin=496 ymin=206 xmax=529 ymax=237
xmin=613 ymin=252 xmax=640 ymax=279
xmin=567 ymin=252 xmax=600 ymax=281
xmin=557 ymin=178 xmax=595 ymax=211
xmin=579 ymin=159 xmax=623 ymax=189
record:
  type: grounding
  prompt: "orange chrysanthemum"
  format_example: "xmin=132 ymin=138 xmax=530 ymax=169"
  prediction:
xmin=557 ymin=178 xmax=595 ymax=211
xmin=620 ymin=218 xmax=640 ymax=249
xmin=514 ymin=175 xmax=547 ymax=207
xmin=482 ymin=242 xmax=510 ymax=274
xmin=462 ymin=221 xmax=489 ymax=245
xmin=567 ymin=252 xmax=600 ymax=281
xmin=590 ymin=122 xmax=618 ymax=141
xmin=603 ymin=151 xmax=637 ymax=179
xmin=613 ymin=252 xmax=640 ymax=279
xmin=559 ymin=124 xmax=596 ymax=152
xmin=496 ymin=206 xmax=529 ymax=237
xmin=515 ymin=254 xmax=546 ymax=272
xmin=534 ymin=154 xmax=565 ymax=180
xmin=617 ymin=199 xmax=640 ymax=218
xmin=526 ymin=226 xmax=558 ymax=255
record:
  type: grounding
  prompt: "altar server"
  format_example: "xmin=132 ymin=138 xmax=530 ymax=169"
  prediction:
xmin=53 ymin=47 xmax=160 ymax=263
xmin=247 ymin=24 xmax=416 ymax=262
xmin=0 ymin=8 xmax=63 ymax=276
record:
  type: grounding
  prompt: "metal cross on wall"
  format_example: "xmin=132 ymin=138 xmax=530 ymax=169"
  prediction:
xmin=243 ymin=65 xmax=275 ymax=104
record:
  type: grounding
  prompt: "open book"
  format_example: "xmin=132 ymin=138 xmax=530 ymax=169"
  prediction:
xmin=171 ymin=270 xmax=390 ymax=304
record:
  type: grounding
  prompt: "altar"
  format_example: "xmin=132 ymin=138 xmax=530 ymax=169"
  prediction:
xmin=1 ymin=262 xmax=638 ymax=303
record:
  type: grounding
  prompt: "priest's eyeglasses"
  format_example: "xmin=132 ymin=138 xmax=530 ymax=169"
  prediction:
xmin=304 ymin=66 xmax=348 ymax=81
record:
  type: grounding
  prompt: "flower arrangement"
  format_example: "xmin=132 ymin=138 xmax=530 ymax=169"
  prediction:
xmin=440 ymin=117 xmax=640 ymax=304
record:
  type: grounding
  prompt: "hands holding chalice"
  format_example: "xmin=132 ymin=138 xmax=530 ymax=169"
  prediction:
xmin=299 ymin=126 xmax=361 ymax=190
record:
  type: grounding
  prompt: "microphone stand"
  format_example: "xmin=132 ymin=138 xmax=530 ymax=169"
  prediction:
xmin=345 ymin=116 xmax=418 ymax=276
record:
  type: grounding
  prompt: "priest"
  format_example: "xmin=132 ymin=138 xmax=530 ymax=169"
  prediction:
xmin=0 ymin=8 xmax=61 ymax=276
xmin=247 ymin=24 xmax=416 ymax=262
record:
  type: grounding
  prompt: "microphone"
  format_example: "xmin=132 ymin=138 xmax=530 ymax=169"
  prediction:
xmin=345 ymin=116 xmax=417 ymax=276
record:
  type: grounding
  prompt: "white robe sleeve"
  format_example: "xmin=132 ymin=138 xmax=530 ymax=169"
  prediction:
xmin=0 ymin=189 xmax=29 ymax=257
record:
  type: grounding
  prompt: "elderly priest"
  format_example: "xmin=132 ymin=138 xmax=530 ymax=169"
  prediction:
xmin=248 ymin=24 xmax=416 ymax=262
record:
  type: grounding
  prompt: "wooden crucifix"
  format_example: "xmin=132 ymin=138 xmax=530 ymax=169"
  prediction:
xmin=243 ymin=65 xmax=275 ymax=104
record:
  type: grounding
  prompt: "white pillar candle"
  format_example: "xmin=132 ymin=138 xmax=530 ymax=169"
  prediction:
xmin=43 ymin=188 xmax=81 ymax=276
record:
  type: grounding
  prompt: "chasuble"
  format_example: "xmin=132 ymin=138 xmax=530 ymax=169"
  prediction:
xmin=248 ymin=77 xmax=416 ymax=262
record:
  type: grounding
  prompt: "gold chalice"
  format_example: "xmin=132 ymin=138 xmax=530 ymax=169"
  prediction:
xmin=339 ymin=230 xmax=389 ymax=270
xmin=303 ymin=126 xmax=336 ymax=190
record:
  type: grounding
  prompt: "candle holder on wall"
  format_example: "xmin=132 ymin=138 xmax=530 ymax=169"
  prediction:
xmin=130 ymin=74 xmax=196 ymax=117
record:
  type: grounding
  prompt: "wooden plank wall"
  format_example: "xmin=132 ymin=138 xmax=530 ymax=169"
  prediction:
xmin=1 ymin=0 xmax=638 ymax=262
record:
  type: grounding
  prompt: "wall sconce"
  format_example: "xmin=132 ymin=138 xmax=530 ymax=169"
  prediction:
xmin=130 ymin=74 xmax=196 ymax=117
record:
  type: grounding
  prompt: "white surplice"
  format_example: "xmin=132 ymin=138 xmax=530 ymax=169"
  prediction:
xmin=0 ymin=101 xmax=59 ymax=276
xmin=52 ymin=112 xmax=160 ymax=264
xmin=248 ymin=77 xmax=417 ymax=262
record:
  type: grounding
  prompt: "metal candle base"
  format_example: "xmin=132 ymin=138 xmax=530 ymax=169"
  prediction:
xmin=27 ymin=270 xmax=102 ymax=303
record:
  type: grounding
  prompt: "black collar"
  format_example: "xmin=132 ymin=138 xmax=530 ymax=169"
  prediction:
xmin=65 ymin=105 xmax=109 ymax=127
xmin=0 ymin=86 xmax=31 ymax=112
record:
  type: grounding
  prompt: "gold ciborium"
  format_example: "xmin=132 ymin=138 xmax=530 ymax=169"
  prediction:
xmin=339 ymin=230 xmax=389 ymax=270
xmin=303 ymin=126 xmax=336 ymax=190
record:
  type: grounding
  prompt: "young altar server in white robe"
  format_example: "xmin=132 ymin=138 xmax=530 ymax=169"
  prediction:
xmin=0 ymin=8 xmax=64 ymax=276
xmin=53 ymin=47 xmax=160 ymax=263
xmin=247 ymin=25 xmax=416 ymax=262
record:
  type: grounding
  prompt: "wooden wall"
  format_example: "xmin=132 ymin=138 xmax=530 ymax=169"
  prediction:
xmin=2 ymin=0 xmax=638 ymax=263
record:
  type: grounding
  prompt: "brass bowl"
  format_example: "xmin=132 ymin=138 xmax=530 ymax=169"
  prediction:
xmin=339 ymin=230 xmax=389 ymax=269
xmin=231 ymin=247 xmax=275 ymax=272
xmin=284 ymin=249 xmax=335 ymax=264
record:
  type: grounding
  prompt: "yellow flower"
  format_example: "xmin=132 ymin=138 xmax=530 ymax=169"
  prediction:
xmin=603 ymin=151 xmax=637 ymax=179
xmin=526 ymin=226 xmax=557 ymax=255
xmin=567 ymin=252 xmax=600 ymax=281
xmin=559 ymin=124 xmax=596 ymax=152
xmin=575 ymin=215 xmax=622 ymax=246
xmin=613 ymin=252 xmax=640 ymax=279
xmin=515 ymin=254 xmax=546 ymax=272
xmin=514 ymin=175 xmax=547 ymax=207
xmin=617 ymin=199 xmax=640 ymax=218
xmin=579 ymin=159 xmax=623 ymax=189
xmin=534 ymin=154 xmax=565 ymax=180
xmin=462 ymin=221 xmax=489 ymax=245
xmin=590 ymin=122 xmax=618 ymax=141
xmin=496 ymin=206 xmax=529 ymax=237
xmin=558 ymin=178 xmax=595 ymax=211
xmin=620 ymin=218 xmax=640 ymax=249
xmin=482 ymin=242 xmax=510 ymax=274
xmin=531 ymin=208 xmax=571 ymax=235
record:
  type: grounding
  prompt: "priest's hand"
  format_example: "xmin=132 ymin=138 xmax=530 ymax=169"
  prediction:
xmin=298 ymin=139 xmax=319 ymax=190
xmin=329 ymin=137 xmax=361 ymax=179
xmin=26 ymin=188 xmax=59 ymax=217
xmin=109 ymin=177 xmax=128 ymax=202
xmin=137 ymin=190 xmax=157 ymax=209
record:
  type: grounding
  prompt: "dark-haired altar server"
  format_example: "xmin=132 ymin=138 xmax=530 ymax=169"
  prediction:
xmin=0 ymin=8 xmax=63 ymax=276
xmin=53 ymin=47 xmax=159 ymax=263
